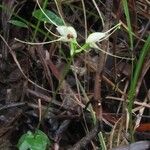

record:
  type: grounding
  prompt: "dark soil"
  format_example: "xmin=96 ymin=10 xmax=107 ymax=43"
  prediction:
xmin=0 ymin=0 xmax=150 ymax=150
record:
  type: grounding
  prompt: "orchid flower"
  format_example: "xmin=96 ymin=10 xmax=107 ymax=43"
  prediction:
xmin=15 ymin=25 xmax=77 ymax=45
xmin=73 ymin=23 xmax=122 ymax=55
xmin=36 ymin=0 xmax=77 ymax=42
xmin=15 ymin=0 xmax=77 ymax=46
xmin=56 ymin=26 xmax=77 ymax=42
xmin=86 ymin=22 xmax=121 ymax=48
xmin=84 ymin=22 xmax=134 ymax=60
xmin=56 ymin=26 xmax=78 ymax=56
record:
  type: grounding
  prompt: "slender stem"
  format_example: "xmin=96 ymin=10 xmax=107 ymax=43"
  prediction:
xmin=37 ymin=41 xmax=76 ymax=129
xmin=33 ymin=0 xmax=49 ymax=41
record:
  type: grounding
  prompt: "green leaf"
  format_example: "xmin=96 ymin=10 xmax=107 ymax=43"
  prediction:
xmin=9 ymin=20 xmax=28 ymax=28
xmin=122 ymin=0 xmax=133 ymax=50
xmin=17 ymin=130 xmax=51 ymax=150
xmin=127 ymin=35 xmax=150 ymax=140
xmin=33 ymin=9 xmax=64 ymax=26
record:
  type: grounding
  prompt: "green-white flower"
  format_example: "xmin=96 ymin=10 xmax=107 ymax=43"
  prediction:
xmin=86 ymin=22 xmax=121 ymax=48
xmin=86 ymin=32 xmax=106 ymax=48
xmin=56 ymin=26 xmax=77 ymax=42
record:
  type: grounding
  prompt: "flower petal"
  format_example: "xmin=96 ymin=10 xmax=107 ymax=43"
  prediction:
xmin=86 ymin=32 xmax=106 ymax=44
xmin=56 ymin=26 xmax=67 ymax=36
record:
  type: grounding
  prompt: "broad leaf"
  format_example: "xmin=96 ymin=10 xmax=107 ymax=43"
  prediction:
xmin=33 ymin=9 xmax=64 ymax=26
xmin=17 ymin=130 xmax=51 ymax=150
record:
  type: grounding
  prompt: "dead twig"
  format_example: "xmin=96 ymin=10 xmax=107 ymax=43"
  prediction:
xmin=68 ymin=121 xmax=101 ymax=150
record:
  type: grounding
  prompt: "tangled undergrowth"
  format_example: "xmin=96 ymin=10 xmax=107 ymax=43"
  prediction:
xmin=0 ymin=0 xmax=150 ymax=149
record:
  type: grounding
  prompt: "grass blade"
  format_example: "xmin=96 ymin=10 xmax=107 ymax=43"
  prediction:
xmin=128 ymin=35 xmax=150 ymax=141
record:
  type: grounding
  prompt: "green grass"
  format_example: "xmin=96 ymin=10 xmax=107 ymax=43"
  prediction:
xmin=122 ymin=0 xmax=150 ymax=142
xmin=127 ymin=35 xmax=150 ymax=141
xmin=122 ymin=0 xmax=134 ymax=50
xmin=121 ymin=0 xmax=134 ymax=141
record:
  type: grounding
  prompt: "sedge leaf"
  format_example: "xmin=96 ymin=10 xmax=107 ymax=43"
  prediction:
xmin=9 ymin=20 xmax=28 ymax=28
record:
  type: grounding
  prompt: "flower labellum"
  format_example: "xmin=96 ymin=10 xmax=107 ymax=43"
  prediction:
xmin=56 ymin=26 xmax=77 ymax=42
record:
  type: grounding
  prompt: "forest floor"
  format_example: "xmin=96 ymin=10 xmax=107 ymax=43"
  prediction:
xmin=0 ymin=0 xmax=150 ymax=150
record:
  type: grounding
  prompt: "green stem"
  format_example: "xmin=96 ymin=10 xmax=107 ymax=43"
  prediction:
xmin=37 ymin=41 xmax=76 ymax=129
xmin=75 ymin=43 xmax=90 ymax=54
xmin=32 ymin=0 xmax=49 ymax=41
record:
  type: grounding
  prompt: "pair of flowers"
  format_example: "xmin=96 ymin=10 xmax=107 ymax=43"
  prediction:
xmin=56 ymin=23 xmax=121 ymax=45
xmin=16 ymin=0 xmax=133 ymax=60
xmin=56 ymin=23 xmax=129 ymax=59
xmin=34 ymin=0 xmax=122 ymax=56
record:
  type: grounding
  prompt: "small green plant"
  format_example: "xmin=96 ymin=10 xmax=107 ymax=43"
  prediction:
xmin=16 ymin=10 xmax=132 ymax=60
xmin=17 ymin=130 xmax=51 ymax=150
xmin=14 ymin=1 xmax=134 ymax=149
